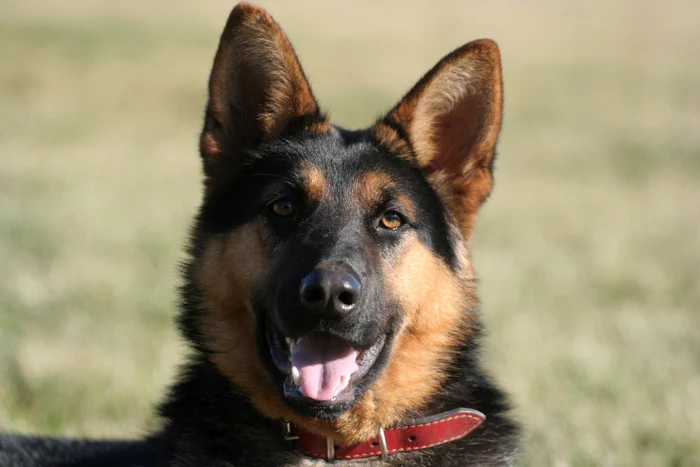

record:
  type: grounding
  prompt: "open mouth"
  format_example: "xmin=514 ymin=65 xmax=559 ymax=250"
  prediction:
xmin=266 ymin=325 xmax=387 ymax=407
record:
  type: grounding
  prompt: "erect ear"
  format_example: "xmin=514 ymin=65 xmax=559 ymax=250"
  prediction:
xmin=200 ymin=3 xmax=326 ymax=179
xmin=371 ymin=39 xmax=503 ymax=238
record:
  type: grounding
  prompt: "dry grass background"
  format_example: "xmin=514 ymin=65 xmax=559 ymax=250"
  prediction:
xmin=1 ymin=0 xmax=699 ymax=465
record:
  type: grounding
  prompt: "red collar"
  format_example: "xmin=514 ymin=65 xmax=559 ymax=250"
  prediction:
xmin=282 ymin=408 xmax=485 ymax=462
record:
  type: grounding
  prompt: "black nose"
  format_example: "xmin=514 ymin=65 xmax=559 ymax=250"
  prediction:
xmin=299 ymin=268 xmax=361 ymax=317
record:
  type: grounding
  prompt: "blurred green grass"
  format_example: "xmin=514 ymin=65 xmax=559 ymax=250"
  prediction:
xmin=1 ymin=0 xmax=699 ymax=465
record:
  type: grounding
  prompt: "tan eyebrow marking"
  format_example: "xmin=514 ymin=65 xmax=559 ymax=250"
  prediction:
xmin=298 ymin=162 xmax=327 ymax=201
xmin=354 ymin=171 xmax=396 ymax=206
xmin=353 ymin=171 xmax=417 ymax=219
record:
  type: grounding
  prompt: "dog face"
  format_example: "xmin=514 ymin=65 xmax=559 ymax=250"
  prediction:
xmin=186 ymin=3 xmax=502 ymax=442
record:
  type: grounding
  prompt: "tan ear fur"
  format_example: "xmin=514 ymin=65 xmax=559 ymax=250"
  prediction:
xmin=200 ymin=3 xmax=327 ymax=176
xmin=372 ymin=39 xmax=503 ymax=237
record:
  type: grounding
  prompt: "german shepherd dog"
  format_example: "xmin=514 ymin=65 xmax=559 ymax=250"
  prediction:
xmin=1 ymin=3 xmax=519 ymax=466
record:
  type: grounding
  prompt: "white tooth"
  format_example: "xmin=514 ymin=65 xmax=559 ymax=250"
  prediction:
xmin=338 ymin=374 xmax=350 ymax=393
xmin=292 ymin=366 xmax=301 ymax=387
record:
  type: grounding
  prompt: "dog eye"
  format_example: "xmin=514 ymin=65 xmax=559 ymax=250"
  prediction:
xmin=379 ymin=211 xmax=403 ymax=230
xmin=270 ymin=198 xmax=295 ymax=217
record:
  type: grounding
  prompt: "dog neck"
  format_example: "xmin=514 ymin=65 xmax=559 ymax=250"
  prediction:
xmin=158 ymin=354 xmax=518 ymax=465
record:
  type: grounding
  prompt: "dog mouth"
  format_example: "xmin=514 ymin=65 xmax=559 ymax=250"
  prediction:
xmin=266 ymin=326 xmax=387 ymax=406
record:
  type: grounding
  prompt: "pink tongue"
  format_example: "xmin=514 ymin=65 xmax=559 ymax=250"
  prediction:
xmin=290 ymin=335 xmax=358 ymax=401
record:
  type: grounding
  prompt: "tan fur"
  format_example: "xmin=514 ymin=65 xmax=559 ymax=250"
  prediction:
xmin=307 ymin=120 xmax=332 ymax=135
xmin=353 ymin=171 xmax=418 ymax=221
xmin=393 ymin=193 xmax=418 ymax=221
xmin=200 ymin=3 xmax=324 ymax=166
xmin=195 ymin=7 xmax=499 ymax=446
xmin=352 ymin=172 xmax=416 ymax=227
xmin=298 ymin=162 xmax=327 ymax=202
xmin=353 ymin=171 xmax=396 ymax=206
xmin=196 ymin=217 xmax=475 ymax=444
xmin=372 ymin=39 xmax=503 ymax=237
xmin=369 ymin=122 xmax=412 ymax=159
xmin=426 ymin=168 xmax=493 ymax=239
xmin=200 ymin=129 xmax=223 ymax=158
xmin=196 ymin=221 xmax=270 ymax=400
xmin=196 ymin=221 xmax=343 ymax=439
xmin=334 ymin=234 xmax=475 ymax=442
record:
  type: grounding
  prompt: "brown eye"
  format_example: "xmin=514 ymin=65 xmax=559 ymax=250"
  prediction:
xmin=271 ymin=198 xmax=295 ymax=217
xmin=380 ymin=211 xmax=403 ymax=229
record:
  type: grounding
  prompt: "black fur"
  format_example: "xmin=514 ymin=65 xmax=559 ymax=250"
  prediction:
xmin=157 ymin=126 xmax=520 ymax=466
xmin=0 ymin=435 xmax=163 ymax=466
xmin=0 ymin=8 xmax=520 ymax=467
xmin=0 ymin=126 xmax=519 ymax=467
xmin=190 ymin=127 xmax=459 ymax=419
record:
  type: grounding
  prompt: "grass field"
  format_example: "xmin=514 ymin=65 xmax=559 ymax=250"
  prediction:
xmin=1 ymin=1 xmax=699 ymax=465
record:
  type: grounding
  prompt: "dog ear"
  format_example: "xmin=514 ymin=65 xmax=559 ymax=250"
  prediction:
xmin=200 ymin=3 xmax=324 ymax=179
xmin=372 ymin=40 xmax=503 ymax=237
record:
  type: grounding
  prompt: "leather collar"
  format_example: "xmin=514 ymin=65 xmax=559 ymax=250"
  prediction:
xmin=282 ymin=408 xmax=485 ymax=462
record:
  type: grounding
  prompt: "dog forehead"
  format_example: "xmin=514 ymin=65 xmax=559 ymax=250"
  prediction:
xmin=272 ymin=134 xmax=380 ymax=186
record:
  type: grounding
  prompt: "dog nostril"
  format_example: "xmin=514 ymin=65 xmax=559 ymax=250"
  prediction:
xmin=302 ymin=284 xmax=325 ymax=305
xmin=337 ymin=291 xmax=356 ymax=307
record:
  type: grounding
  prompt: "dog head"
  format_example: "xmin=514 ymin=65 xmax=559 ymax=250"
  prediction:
xmin=186 ymin=3 xmax=502 ymax=442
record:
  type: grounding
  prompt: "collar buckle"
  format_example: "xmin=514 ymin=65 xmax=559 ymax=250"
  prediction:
xmin=326 ymin=428 xmax=386 ymax=462
xmin=281 ymin=421 xmax=299 ymax=442
xmin=326 ymin=437 xmax=335 ymax=461
xmin=377 ymin=426 xmax=389 ymax=461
